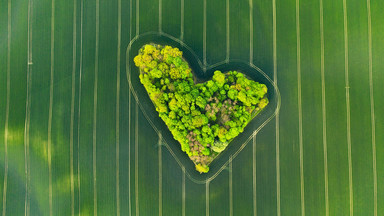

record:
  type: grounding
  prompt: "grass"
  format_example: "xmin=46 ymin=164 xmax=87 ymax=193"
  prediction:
xmin=0 ymin=0 xmax=383 ymax=215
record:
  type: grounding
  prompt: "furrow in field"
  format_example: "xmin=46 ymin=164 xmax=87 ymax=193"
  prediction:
xmin=366 ymin=1 xmax=377 ymax=215
xmin=182 ymin=168 xmax=185 ymax=216
xmin=93 ymin=1 xmax=99 ymax=214
xmin=70 ymin=1 xmax=77 ymax=215
xmin=136 ymin=0 xmax=139 ymax=35
xmin=249 ymin=0 xmax=253 ymax=64
xmin=295 ymin=0 xmax=305 ymax=214
xmin=77 ymin=0 xmax=84 ymax=214
xmin=203 ymin=0 xmax=207 ymax=67
xmin=116 ymin=0 xmax=122 ymax=214
xmin=158 ymin=0 xmax=162 ymax=32
xmin=25 ymin=0 xmax=33 ymax=213
xmin=342 ymin=0 xmax=353 ymax=214
xmin=229 ymin=156 xmax=233 ymax=216
xmin=226 ymin=0 xmax=229 ymax=62
xmin=273 ymin=0 xmax=280 ymax=214
xmin=47 ymin=0 xmax=55 ymax=214
xmin=158 ymin=133 xmax=162 ymax=216
xmin=180 ymin=0 xmax=184 ymax=40
xmin=135 ymin=103 xmax=139 ymax=216
xmin=206 ymin=181 xmax=209 ymax=216
xmin=319 ymin=0 xmax=329 ymax=215
xmin=2 ymin=1 xmax=11 ymax=214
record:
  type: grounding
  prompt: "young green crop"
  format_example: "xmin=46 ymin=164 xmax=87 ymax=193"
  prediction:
xmin=134 ymin=44 xmax=269 ymax=173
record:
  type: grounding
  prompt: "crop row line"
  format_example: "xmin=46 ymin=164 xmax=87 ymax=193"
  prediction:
xmin=70 ymin=0 xmax=77 ymax=215
xmin=366 ymin=0 xmax=377 ymax=215
xmin=92 ymin=0 xmax=100 ymax=215
xmin=47 ymin=0 xmax=55 ymax=214
xmin=116 ymin=0 xmax=122 ymax=214
xmin=319 ymin=0 xmax=329 ymax=215
xmin=2 ymin=0 xmax=12 ymax=215
xmin=342 ymin=0 xmax=354 ymax=215
xmin=24 ymin=0 xmax=33 ymax=214
xmin=77 ymin=0 xmax=84 ymax=215
xmin=295 ymin=0 xmax=305 ymax=215
xmin=128 ymin=0 xmax=133 ymax=214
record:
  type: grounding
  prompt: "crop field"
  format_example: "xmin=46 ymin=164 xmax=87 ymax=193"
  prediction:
xmin=0 ymin=0 xmax=383 ymax=215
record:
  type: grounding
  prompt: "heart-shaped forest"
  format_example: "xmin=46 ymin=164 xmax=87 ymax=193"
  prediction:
xmin=134 ymin=44 xmax=269 ymax=174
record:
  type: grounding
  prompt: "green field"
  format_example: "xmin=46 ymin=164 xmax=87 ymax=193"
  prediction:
xmin=0 ymin=0 xmax=383 ymax=215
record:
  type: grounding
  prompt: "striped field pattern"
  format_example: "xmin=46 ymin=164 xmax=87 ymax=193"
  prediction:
xmin=0 ymin=0 xmax=383 ymax=215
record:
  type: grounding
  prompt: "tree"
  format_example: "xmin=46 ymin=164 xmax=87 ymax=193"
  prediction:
xmin=134 ymin=43 xmax=269 ymax=173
